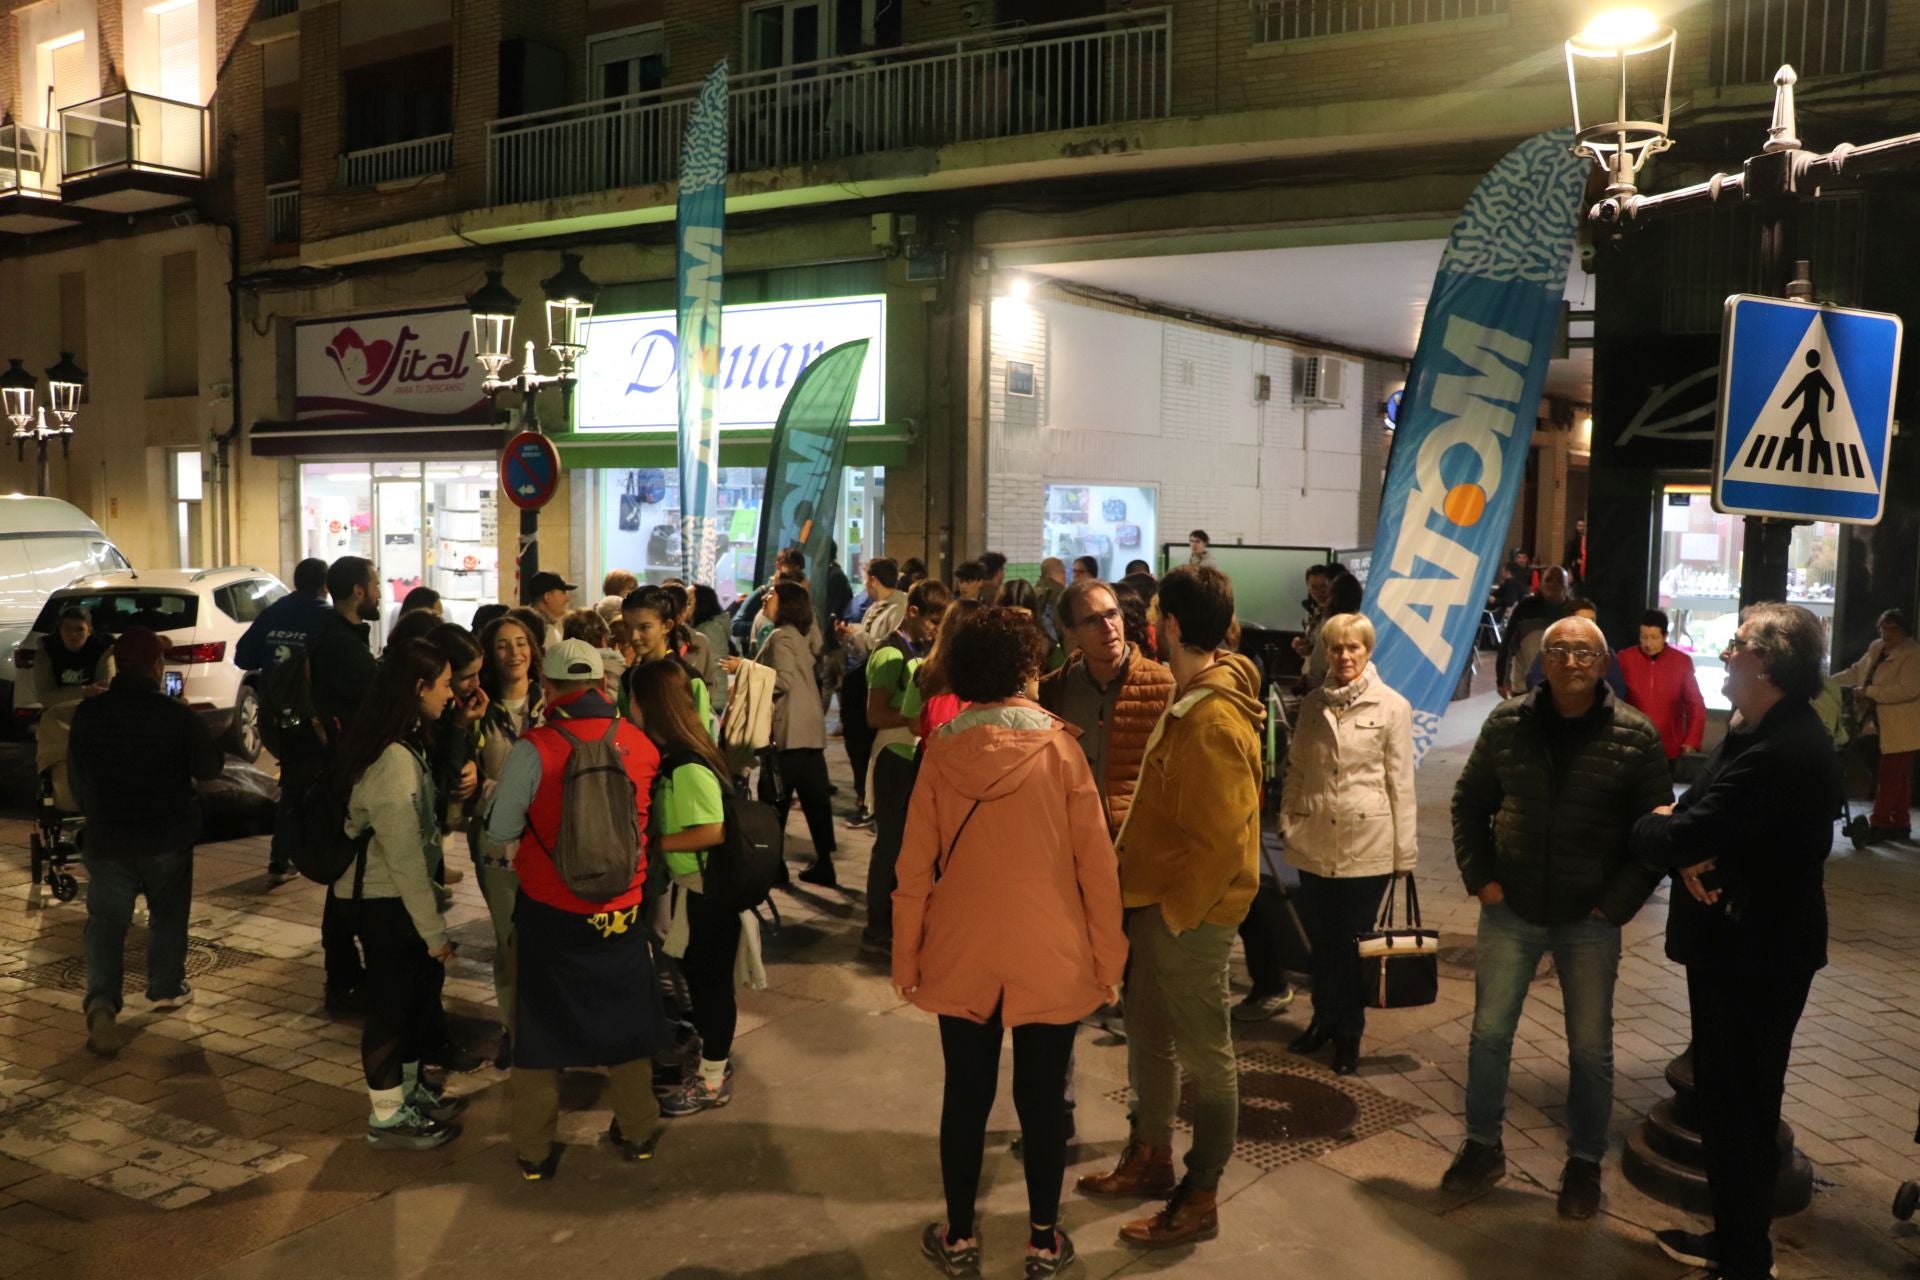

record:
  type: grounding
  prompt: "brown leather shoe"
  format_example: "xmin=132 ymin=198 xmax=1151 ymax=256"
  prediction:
xmin=1120 ymin=1182 xmax=1219 ymax=1248
xmin=1075 ymin=1142 xmax=1176 ymax=1198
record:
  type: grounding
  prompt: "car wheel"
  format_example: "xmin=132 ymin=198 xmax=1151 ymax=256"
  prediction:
xmin=224 ymin=684 xmax=261 ymax=763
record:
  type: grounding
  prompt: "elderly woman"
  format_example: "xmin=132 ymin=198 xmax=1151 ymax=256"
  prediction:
xmin=1280 ymin=611 xmax=1417 ymax=1075
xmin=1632 ymin=603 xmax=1842 ymax=1280
xmin=1833 ymin=607 xmax=1920 ymax=842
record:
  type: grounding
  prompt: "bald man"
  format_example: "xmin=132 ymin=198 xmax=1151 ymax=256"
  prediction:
xmin=1447 ymin=615 xmax=1672 ymax=1220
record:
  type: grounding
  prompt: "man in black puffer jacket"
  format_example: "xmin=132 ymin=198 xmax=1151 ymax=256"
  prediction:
xmin=1444 ymin=615 xmax=1672 ymax=1220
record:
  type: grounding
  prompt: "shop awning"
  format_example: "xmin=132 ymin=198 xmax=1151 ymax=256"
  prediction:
xmin=250 ymin=419 xmax=505 ymax=457
xmin=547 ymin=429 xmax=912 ymax=469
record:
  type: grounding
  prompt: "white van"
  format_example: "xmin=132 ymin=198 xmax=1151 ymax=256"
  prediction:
xmin=0 ymin=495 xmax=132 ymax=728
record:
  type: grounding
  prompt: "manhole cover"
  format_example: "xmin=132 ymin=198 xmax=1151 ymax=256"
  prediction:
xmin=1106 ymin=1046 xmax=1426 ymax=1172
xmin=11 ymin=934 xmax=266 ymax=996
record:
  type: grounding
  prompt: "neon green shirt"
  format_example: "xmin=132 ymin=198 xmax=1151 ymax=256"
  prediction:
xmin=867 ymin=644 xmax=921 ymax=759
xmin=656 ymin=761 xmax=726 ymax=880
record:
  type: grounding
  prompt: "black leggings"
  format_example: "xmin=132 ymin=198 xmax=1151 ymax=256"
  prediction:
xmin=938 ymin=1014 xmax=1077 ymax=1239
xmin=1295 ymin=870 xmax=1392 ymax=1039
xmin=352 ymin=898 xmax=445 ymax=1090
xmin=680 ymin=886 xmax=743 ymax=1060
xmin=777 ymin=747 xmax=838 ymax=863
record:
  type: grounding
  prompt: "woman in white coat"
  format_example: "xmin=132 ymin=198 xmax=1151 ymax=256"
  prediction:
xmin=1834 ymin=608 xmax=1920 ymax=841
xmin=1280 ymin=612 xmax=1418 ymax=1075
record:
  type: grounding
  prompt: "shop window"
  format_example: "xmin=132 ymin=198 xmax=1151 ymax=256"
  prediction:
xmin=1043 ymin=483 xmax=1156 ymax=583
xmin=171 ymin=448 xmax=202 ymax=567
xmin=342 ymin=47 xmax=453 ymax=152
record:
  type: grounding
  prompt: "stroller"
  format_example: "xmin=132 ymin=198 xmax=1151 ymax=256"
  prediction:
xmin=28 ymin=701 xmax=85 ymax=902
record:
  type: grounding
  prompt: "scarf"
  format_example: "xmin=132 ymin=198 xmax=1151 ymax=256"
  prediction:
xmin=1321 ymin=667 xmax=1372 ymax=711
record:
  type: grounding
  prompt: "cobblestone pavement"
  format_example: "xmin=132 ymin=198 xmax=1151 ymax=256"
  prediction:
xmin=0 ymin=691 xmax=1917 ymax=1279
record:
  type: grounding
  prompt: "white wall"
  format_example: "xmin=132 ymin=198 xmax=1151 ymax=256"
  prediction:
xmin=985 ymin=292 xmax=1372 ymax=565
xmin=17 ymin=0 xmax=101 ymax=126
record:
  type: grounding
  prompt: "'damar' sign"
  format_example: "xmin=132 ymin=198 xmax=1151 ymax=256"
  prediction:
xmin=1361 ymin=129 xmax=1587 ymax=759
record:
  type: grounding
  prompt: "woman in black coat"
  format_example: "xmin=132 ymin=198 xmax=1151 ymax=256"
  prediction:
xmin=1630 ymin=602 xmax=1842 ymax=1280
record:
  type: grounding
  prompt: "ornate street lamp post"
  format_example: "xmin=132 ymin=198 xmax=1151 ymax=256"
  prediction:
xmin=1 ymin=352 xmax=86 ymax=496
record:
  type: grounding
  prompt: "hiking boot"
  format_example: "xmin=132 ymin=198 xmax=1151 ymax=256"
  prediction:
xmin=1075 ymin=1142 xmax=1176 ymax=1199
xmin=367 ymin=1105 xmax=459 ymax=1150
xmin=408 ymin=1079 xmax=467 ymax=1123
xmin=1558 ymin=1157 xmax=1602 ymax=1220
xmin=1440 ymin=1138 xmax=1506 ymax=1194
xmin=85 ymin=1004 xmax=119 ymax=1058
xmin=660 ymin=1070 xmax=732 ymax=1117
xmin=517 ymin=1145 xmax=561 ymax=1181
xmin=148 ymin=984 xmax=193 ymax=1011
xmin=1119 ymin=1181 xmax=1219 ymax=1249
xmin=607 ymin=1119 xmax=661 ymax=1162
xmin=920 ymin=1223 xmax=981 ymax=1277
xmin=1231 ymin=986 xmax=1295 ymax=1023
xmin=798 ymin=861 xmax=838 ymax=888
xmin=1024 ymin=1227 xmax=1076 ymax=1277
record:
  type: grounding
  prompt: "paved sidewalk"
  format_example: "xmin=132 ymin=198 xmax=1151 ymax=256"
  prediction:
xmin=0 ymin=691 xmax=1916 ymax=1279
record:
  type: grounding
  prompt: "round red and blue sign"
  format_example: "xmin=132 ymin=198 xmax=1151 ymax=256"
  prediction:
xmin=500 ymin=431 xmax=561 ymax=511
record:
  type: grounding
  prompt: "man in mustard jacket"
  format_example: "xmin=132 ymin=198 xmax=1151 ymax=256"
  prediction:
xmin=1077 ymin=565 xmax=1265 ymax=1250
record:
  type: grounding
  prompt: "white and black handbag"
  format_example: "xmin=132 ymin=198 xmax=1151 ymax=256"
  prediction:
xmin=1355 ymin=876 xmax=1440 ymax=1009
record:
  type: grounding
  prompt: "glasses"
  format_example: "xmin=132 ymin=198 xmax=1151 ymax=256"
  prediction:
xmin=1722 ymin=635 xmax=1755 ymax=657
xmin=1542 ymin=645 xmax=1606 ymax=666
xmin=1076 ymin=607 xmax=1122 ymax=630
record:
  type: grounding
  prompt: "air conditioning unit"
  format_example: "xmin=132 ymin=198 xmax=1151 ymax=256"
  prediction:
xmin=1292 ymin=354 xmax=1346 ymax=407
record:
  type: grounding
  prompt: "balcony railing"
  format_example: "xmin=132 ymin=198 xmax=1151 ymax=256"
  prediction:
xmin=267 ymin=180 xmax=299 ymax=244
xmin=0 ymin=123 xmax=61 ymax=198
xmin=338 ymin=132 xmax=452 ymax=188
xmin=1253 ymin=0 xmax=1509 ymax=42
xmin=60 ymin=91 xmax=206 ymax=181
xmin=488 ymin=8 xmax=1172 ymax=207
xmin=1710 ymin=0 xmax=1884 ymax=85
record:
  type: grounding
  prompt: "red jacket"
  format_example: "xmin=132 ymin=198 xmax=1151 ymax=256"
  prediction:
xmin=1616 ymin=644 xmax=1707 ymax=760
xmin=518 ymin=689 xmax=659 ymax=914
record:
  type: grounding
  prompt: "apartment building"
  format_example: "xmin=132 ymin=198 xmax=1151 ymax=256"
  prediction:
xmin=0 ymin=0 xmax=1913 ymax=639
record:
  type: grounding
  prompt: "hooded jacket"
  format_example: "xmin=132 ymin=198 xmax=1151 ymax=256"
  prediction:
xmin=1113 ymin=652 xmax=1267 ymax=933
xmin=891 ymin=700 xmax=1127 ymax=1026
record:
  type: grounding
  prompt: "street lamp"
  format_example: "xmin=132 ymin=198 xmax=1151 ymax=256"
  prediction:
xmin=466 ymin=256 xmax=601 ymax=604
xmin=1564 ymin=8 xmax=1674 ymax=200
xmin=0 ymin=352 xmax=85 ymax=495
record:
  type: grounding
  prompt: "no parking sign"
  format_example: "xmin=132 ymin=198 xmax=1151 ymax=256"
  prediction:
xmin=500 ymin=431 xmax=561 ymax=511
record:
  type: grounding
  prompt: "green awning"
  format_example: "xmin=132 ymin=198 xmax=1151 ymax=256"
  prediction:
xmin=549 ymin=428 xmax=910 ymax=469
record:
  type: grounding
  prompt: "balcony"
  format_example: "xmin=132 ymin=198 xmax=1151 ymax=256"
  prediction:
xmin=267 ymin=180 xmax=300 ymax=247
xmin=58 ymin=91 xmax=207 ymax=212
xmin=488 ymin=8 xmax=1173 ymax=207
xmin=0 ymin=123 xmax=78 ymax=234
xmin=339 ymin=133 xmax=452 ymax=189
xmin=1709 ymin=0 xmax=1885 ymax=85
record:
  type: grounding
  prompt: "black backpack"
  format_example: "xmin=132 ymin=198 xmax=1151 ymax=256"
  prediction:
xmin=261 ymin=650 xmax=324 ymax=761
xmin=657 ymin=746 xmax=784 ymax=912
xmin=283 ymin=770 xmax=373 ymax=887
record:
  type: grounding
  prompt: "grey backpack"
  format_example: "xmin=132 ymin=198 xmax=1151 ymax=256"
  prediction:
xmin=534 ymin=719 xmax=642 ymax=904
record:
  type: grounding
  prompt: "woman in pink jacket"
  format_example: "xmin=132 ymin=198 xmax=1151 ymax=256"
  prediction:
xmin=893 ymin=607 xmax=1127 ymax=1280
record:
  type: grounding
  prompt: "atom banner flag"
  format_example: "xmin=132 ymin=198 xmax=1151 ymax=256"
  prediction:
xmin=1361 ymin=129 xmax=1587 ymax=759
xmin=677 ymin=60 xmax=728 ymax=583
xmin=753 ymin=340 xmax=870 ymax=627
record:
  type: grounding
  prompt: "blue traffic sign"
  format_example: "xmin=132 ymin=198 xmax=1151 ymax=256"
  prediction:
xmin=500 ymin=431 xmax=561 ymax=511
xmin=1714 ymin=294 xmax=1903 ymax=525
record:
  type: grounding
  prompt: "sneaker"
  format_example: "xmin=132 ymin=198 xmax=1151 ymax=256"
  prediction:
xmin=367 ymin=1105 xmax=459 ymax=1150
xmin=920 ymin=1223 xmax=981 ymax=1277
xmin=1231 ymin=986 xmax=1296 ymax=1023
xmin=1439 ymin=1138 xmax=1506 ymax=1195
xmin=858 ymin=931 xmax=892 ymax=957
xmin=607 ymin=1119 xmax=661 ymax=1162
xmin=517 ymin=1145 xmax=561 ymax=1181
xmin=1652 ymin=1228 xmax=1778 ymax=1277
xmin=432 ymin=883 xmax=455 ymax=912
xmin=661 ymin=1071 xmax=733 ymax=1117
xmin=797 ymin=862 xmax=838 ymax=888
xmin=1557 ymin=1157 xmax=1602 ymax=1220
xmin=408 ymin=1079 xmax=467 ymax=1123
xmin=493 ymin=1031 xmax=512 ymax=1072
xmin=425 ymin=1041 xmax=487 ymax=1074
xmin=85 ymin=1004 xmax=119 ymax=1058
xmin=1025 ymin=1228 xmax=1076 ymax=1278
xmin=148 ymin=984 xmax=193 ymax=1011
xmin=845 ymin=807 xmax=875 ymax=830
xmin=652 ymin=1063 xmax=685 ymax=1097
xmin=325 ymin=985 xmax=365 ymax=1017
xmin=266 ymin=865 xmax=299 ymax=887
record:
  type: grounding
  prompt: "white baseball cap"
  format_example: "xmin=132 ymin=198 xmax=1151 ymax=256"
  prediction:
xmin=541 ymin=638 xmax=605 ymax=681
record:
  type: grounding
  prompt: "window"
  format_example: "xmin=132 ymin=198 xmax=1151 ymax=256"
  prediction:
xmin=44 ymin=32 xmax=89 ymax=112
xmin=342 ymin=48 xmax=453 ymax=152
xmin=172 ymin=449 xmax=203 ymax=566
xmin=1042 ymin=483 xmax=1157 ymax=583
xmin=745 ymin=0 xmax=826 ymax=71
xmin=215 ymin=578 xmax=284 ymax=624
xmin=151 ymin=0 xmax=201 ymax=103
xmin=1252 ymin=0 xmax=1509 ymax=43
xmin=588 ymin=26 xmax=667 ymax=99
xmin=33 ymin=590 xmax=197 ymax=636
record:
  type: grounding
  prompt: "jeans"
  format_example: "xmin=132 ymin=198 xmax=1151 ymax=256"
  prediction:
xmin=350 ymin=898 xmax=445 ymax=1091
xmin=1464 ymin=899 xmax=1621 ymax=1163
xmin=938 ymin=1013 xmax=1077 ymax=1238
xmin=1689 ymin=964 xmax=1814 ymax=1280
xmin=1294 ymin=870 xmax=1392 ymax=1039
xmin=81 ymin=848 xmax=193 ymax=1014
xmin=1125 ymin=906 xmax=1240 ymax=1189
xmin=862 ymin=748 xmax=917 ymax=941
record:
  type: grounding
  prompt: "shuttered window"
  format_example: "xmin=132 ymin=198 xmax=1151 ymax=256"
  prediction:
xmin=48 ymin=36 xmax=88 ymax=111
xmin=156 ymin=1 xmax=200 ymax=103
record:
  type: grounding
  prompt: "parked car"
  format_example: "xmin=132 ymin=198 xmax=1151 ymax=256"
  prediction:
xmin=0 ymin=495 xmax=132 ymax=728
xmin=15 ymin=567 xmax=287 ymax=761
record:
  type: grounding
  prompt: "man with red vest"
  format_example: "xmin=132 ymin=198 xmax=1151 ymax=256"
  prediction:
xmin=1616 ymin=609 xmax=1708 ymax=770
xmin=483 ymin=638 xmax=670 ymax=1180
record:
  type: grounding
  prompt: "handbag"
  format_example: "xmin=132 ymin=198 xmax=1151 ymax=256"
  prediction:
xmin=1355 ymin=875 xmax=1439 ymax=1008
xmin=618 ymin=472 xmax=643 ymax=531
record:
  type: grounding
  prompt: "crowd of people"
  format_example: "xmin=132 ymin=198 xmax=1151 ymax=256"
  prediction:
xmin=50 ymin=533 xmax=1865 ymax=1280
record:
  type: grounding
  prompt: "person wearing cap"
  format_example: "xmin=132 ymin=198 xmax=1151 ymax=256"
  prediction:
xmin=68 ymin=626 xmax=225 ymax=1058
xmin=528 ymin=571 xmax=579 ymax=647
xmin=483 ymin=637 xmax=671 ymax=1179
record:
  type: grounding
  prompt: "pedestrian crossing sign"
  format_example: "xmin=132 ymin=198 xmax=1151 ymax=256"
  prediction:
xmin=1714 ymin=294 xmax=1903 ymax=524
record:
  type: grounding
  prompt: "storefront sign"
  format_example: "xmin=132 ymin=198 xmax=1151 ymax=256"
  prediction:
xmin=295 ymin=306 xmax=490 ymax=426
xmin=577 ymin=296 xmax=886 ymax=431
